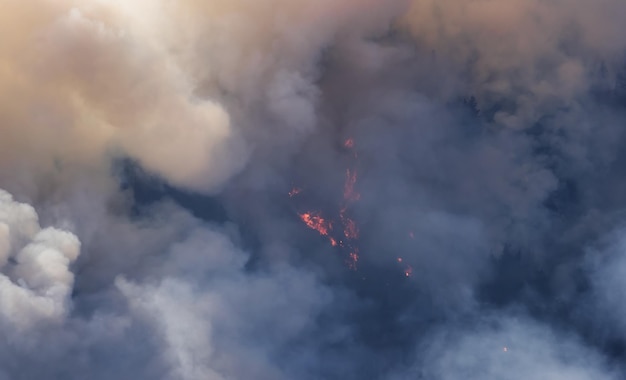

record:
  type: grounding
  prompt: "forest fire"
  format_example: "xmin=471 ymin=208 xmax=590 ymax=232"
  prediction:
xmin=291 ymin=137 xmax=413 ymax=276
xmin=299 ymin=212 xmax=332 ymax=236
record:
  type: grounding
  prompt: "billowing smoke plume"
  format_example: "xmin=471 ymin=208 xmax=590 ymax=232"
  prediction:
xmin=0 ymin=190 xmax=79 ymax=330
xmin=3 ymin=0 xmax=626 ymax=379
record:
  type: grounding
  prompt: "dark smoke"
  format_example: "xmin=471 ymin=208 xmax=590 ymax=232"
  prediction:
xmin=2 ymin=1 xmax=626 ymax=379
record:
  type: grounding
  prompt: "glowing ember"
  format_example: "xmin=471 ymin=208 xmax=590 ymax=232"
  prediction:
xmin=344 ymin=169 xmax=360 ymax=201
xmin=289 ymin=187 xmax=302 ymax=197
xmin=292 ymin=135 xmax=414 ymax=278
xmin=404 ymin=265 xmax=413 ymax=277
xmin=299 ymin=212 xmax=332 ymax=236
xmin=348 ymin=251 xmax=359 ymax=270
xmin=343 ymin=217 xmax=359 ymax=240
xmin=291 ymin=137 xmax=365 ymax=271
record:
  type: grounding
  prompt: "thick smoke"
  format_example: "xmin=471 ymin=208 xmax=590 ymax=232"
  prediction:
xmin=396 ymin=314 xmax=618 ymax=380
xmin=0 ymin=190 xmax=79 ymax=330
xmin=3 ymin=0 xmax=626 ymax=379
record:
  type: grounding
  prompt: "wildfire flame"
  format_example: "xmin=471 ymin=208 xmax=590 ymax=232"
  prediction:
xmin=299 ymin=212 xmax=332 ymax=236
xmin=293 ymin=137 xmax=409 ymax=276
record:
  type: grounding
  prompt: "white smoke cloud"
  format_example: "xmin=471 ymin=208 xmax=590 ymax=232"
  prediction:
xmin=0 ymin=1 xmax=244 ymax=193
xmin=400 ymin=0 xmax=626 ymax=128
xmin=0 ymin=0 xmax=406 ymax=195
xmin=0 ymin=189 xmax=80 ymax=331
xmin=583 ymin=227 xmax=626 ymax=345
xmin=116 ymin=226 xmax=333 ymax=380
xmin=402 ymin=315 xmax=618 ymax=380
xmin=2 ymin=0 xmax=626 ymax=379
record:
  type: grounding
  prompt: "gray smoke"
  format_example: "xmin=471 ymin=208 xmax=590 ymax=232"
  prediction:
xmin=2 ymin=0 xmax=626 ymax=379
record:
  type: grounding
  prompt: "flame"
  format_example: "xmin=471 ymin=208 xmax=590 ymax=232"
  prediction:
xmin=289 ymin=187 xmax=302 ymax=197
xmin=291 ymin=137 xmax=368 ymax=272
xmin=343 ymin=169 xmax=360 ymax=202
xmin=299 ymin=212 xmax=332 ymax=236
xmin=292 ymin=156 xmax=413 ymax=277
xmin=404 ymin=265 xmax=413 ymax=277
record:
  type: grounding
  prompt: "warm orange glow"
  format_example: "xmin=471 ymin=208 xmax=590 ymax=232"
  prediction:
xmin=348 ymin=251 xmax=359 ymax=270
xmin=299 ymin=212 xmax=332 ymax=236
xmin=404 ymin=265 xmax=413 ymax=277
xmin=289 ymin=187 xmax=302 ymax=197
xmin=343 ymin=217 xmax=359 ymax=240
xmin=291 ymin=137 xmax=364 ymax=271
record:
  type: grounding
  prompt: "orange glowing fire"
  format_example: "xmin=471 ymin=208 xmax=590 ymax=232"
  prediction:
xmin=299 ymin=212 xmax=332 ymax=236
xmin=289 ymin=187 xmax=302 ymax=197
xmin=293 ymin=137 xmax=413 ymax=276
xmin=293 ymin=138 xmax=362 ymax=270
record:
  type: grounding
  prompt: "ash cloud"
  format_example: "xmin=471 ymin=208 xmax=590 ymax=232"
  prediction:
xmin=2 ymin=0 xmax=626 ymax=379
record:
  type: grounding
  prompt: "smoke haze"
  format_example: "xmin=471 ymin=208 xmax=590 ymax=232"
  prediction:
xmin=2 ymin=0 xmax=626 ymax=378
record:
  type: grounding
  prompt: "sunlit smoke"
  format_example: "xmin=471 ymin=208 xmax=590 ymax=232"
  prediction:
xmin=2 ymin=0 xmax=626 ymax=379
